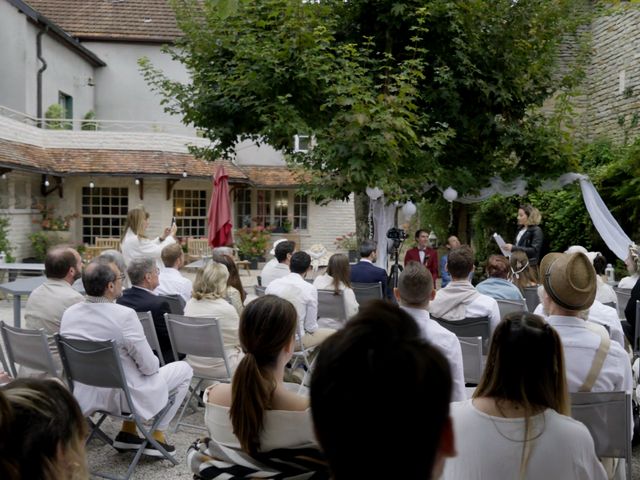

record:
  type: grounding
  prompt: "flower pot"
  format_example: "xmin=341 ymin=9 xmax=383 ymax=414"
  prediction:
xmin=249 ymin=257 xmax=259 ymax=270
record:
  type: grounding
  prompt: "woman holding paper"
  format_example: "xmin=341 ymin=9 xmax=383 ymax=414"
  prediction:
xmin=504 ymin=204 xmax=544 ymax=266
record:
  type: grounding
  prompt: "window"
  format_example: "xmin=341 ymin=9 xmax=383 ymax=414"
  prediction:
xmin=234 ymin=188 xmax=252 ymax=227
xmin=273 ymin=190 xmax=289 ymax=228
xmin=173 ymin=189 xmax=207 ymax=238
xmin=58 ymin=91 xmax=73 ymax=129
xmin=294 ymin=193 xmax=308 ymax=230
xmin=256 ymin=190 xmax=272 ymax=227
xmin=294 ymin=134 xmax=311 ymax=153
xmin=81 ymin=187 xmax=128 ymax=244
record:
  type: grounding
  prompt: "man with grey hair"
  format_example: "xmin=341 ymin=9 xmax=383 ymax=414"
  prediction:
xmin=117 ymin=257 xmax=175 ymax=363
xmin=60 ymin=259 xmax=193 ymax=457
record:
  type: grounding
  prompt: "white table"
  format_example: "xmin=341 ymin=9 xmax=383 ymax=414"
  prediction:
xmin=0 ymin=262 xmax=45 ymax=273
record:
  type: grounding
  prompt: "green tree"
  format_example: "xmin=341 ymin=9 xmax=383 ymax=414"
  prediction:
xmin=141 ymin=0 xmax=588 ymax=206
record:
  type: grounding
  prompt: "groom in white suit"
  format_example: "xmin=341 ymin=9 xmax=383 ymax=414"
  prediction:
xmin=60 ymin=258 xmax=192 ymax=457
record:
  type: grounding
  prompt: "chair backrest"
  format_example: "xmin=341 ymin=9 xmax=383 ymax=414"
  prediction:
xmin=158 ymin=294 xmax=185 ymax=315
xmin=496 ymin=298 xmax=526 ymax=320
xmin=352 ymin=281 xmax=383 ymax=305
xmin=634 ymin=300 xmax=640 ymax=356
xmin=432 ymin=316 xmax=491 ymax=340
xmin=188 ymin=238 xmax=210 ymax=258
xmin=0 ymin=321 xmax=58 ymax=378
xmin=459 ymin=336 xmax=483 ymax=385
xmin=164 ymin=314 xmax=230 ymax=379
xmin=95 ymin=237 xmax=121 ymax=251
xmin=137 ymin=311 xmax=165 ymax=366
xmin=614 ymin=287 xmax=631 ymax=319
xmin=522 ymin=286 xmax=539 ymax=312
xmin=255 ymin=285 xmax=266 ymax=297
xmin=257 ymin=275 xmax=262 ymax=286
xmin=317 ymin=289 xmax=348 ymax=325
xmin=570 ymin=391 xmax=631 ymax=480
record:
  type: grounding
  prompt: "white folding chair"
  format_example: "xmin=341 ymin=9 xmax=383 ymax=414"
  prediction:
xmin=164 ymin=313 xmax=231 ymax=432
xmin=289 ymin=321 xmax=317 ymax=394
xmin=459 ymin=336 xmax=483 ymax=385
xmin=496 ymin=298 xmax=526 ymax=320
xmin=432 ymin=316 xmax=491 ymax=353
xmin=55 ymin=335 xmax=178 ymax=480
xmin=0 ymin=321 xmax=58 ymax=378
xmin=157 ymin=294 xmax=185 ymax=315
xmin=254 ymin=285 xmax=266 ymax=297
xmin=317 ymin=289 xmax=348 ymax=329
xmin=570 ymin=391 xmax=632 ymax=480
xmin=614 ymin=287 xmax=631 ymax=319
xmin=137 ymin=311 xmax=165 ymax=367
xmin=522 ymin=286 xmax=540 ymax=312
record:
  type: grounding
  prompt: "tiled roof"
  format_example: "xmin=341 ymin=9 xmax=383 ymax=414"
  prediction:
xmin=0 ymin=138 xmax=249 ymax=181
xmin=240 ymin=166 xmax=307 ymax=188
xmin=23 ymin=0 xmax=182 ymax=42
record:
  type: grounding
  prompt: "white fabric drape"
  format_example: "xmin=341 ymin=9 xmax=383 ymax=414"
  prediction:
xmin=372 ymin=197 xmax=396 ymax=270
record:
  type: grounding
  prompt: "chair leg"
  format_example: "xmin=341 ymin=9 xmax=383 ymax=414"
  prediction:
xmin=173 ymin=378 xmax=204 ymax=433
xmin=86 ymin=414 xmax=114 ymax=448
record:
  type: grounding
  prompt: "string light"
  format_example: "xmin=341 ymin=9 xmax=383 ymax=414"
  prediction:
xmin=134 ymin=178 xmax=140 ymax=185
xmin=43 ymin=176 xmax=50 ymax=187
xmin=89 ymin=180 xmax=95 ymax=189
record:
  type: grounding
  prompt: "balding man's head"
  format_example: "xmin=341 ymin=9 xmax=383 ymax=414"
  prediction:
xmin=45 ymin=247 xmax=81 ymax=283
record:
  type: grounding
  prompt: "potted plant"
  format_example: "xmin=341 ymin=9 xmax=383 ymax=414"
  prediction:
xmin=32 ymin=202 xmax=78 ymax=248
xmin=335 ymin=232 xmax=359 ymax=263
xmin=235 ymin=226 xmax=272 ymax=269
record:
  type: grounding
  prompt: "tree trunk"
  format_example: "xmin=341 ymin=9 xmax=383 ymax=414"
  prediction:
xmin=354 ymin=192 xmax=370 ymax=244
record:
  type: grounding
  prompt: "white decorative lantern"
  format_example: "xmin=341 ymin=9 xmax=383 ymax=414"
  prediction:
xmin=443 ymin=186 xmax=458 ymax=202
xmin=366 ymin=186 xmax=384 ymax=200
xmin=402 ymin=201 xmax=417 ymax=217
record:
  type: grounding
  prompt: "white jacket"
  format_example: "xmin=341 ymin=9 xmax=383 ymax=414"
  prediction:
xmin=121 ymin=228 xmax=175 ymax=268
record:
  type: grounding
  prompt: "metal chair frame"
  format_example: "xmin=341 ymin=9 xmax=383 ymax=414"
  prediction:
xmin=0 ymin=321 xmax=58 ymax=378
xmin=352 ymin=281 xmax=383 ymax=306
xmin=613 ymin=287 xmax=632 ymax=320
xmin=55 ymin=335 xmax=178 ymax=480
xmin=164 ymin=313 xmax=231 ymax=432
xmin=522 ymin=286 xmax=540 ymax=312
xmin=432 ymin=316 xmax=491 ymax=353
xmin=136 ymin=311 xmax=165 ymax=366
xmin=317 ymin=289 xmax=348 ymax=327
xmin=254 ymin=285 xmax=267 ymax=297
xmin=158 ymin=294 xmax=185 ymax=315
xmin=459 ymin=336 xmax=483 ymax=385
xmin=496 ymin=298 xmax=527 ymax=320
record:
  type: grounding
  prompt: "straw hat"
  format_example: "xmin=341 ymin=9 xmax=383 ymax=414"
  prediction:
xmin=269 ymin=238 xmax=288 ymax=256
xmin=540 ymin=252 xmax=596 ymax=311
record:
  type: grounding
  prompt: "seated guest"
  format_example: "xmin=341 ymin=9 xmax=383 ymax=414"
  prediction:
xmin=404 ymin=229 xmax=439 ymax=282
xmin=184 ymin=262 xmax=243 ymax=379
xmin=509 ymin=250 xmax=539 ymax=293
xmin=443 ymin=313 xmax=606 ymax=480
xmin=96 ymin=249 xmax=129 ymax=288
xmin=267 ymin=252 xmax=335 ymax=349
xmin=540 ymin=252 xmax=632 ymax=395
xmin=350 ymin=239 xmax=391 ymax=299
xmin=313 ymin=253 xmax=359 ymax=319
xmin=476 ymin=254 xmax=525 ymax=301
xmin=0 ymin=378 xmax=89 ymax=480
xmin=440 ymin=235 xmax=461 ymax=288
xmin=60 ymin=259 xmax=193 ymax=456
xmin=310 ymin=301 xmax=455 ymax=479
xmin=24 ymin=247 xmax=84 ymax=372
xmin=204 ymin=295 xmax=317 ymax=454
xmin=592 ymin=253 xmax=617 ymax=306
xmin=155 ymin=243 xmax=192 ymax=303
xmin=619 ymin=243 xmax=640 ymax=289
xmin=262 ymin=239 xmax=287 ymax=271
xmin=429 ymin=245 xmax=501 ymax=334
xmin=395 ymin=262 xmax=466 ymax=401
xmin=261 ymin=240 xmax=295 ymax=287
xmin=211 ymin=252 xmax=246 ymax=315
xmin=117 ymin=257 xmax=175 ymax=363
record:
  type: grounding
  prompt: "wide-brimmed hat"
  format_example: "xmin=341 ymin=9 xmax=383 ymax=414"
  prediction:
xmin=269 ymin=238 xmax=288 ymax=256
xmin=540 ymin=252 xmax=596 ymax=311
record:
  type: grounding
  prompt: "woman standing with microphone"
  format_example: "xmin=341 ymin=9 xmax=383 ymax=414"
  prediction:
xmin=121 ymin=207 xmax=177 ymax=267
xmin=504 ymin=204 xmax=544 ymax=266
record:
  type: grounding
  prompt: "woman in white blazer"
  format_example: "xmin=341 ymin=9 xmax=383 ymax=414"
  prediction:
xmin=120 ymin=207 xmax=176 ymax=267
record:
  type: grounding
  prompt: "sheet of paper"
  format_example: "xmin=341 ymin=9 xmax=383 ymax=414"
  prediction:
xmin=493 ymin=232 xmax=511 ymax=257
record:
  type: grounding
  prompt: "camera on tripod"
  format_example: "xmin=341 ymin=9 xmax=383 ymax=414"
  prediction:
xmin=386 ymin=227 xmax=407 ymax=241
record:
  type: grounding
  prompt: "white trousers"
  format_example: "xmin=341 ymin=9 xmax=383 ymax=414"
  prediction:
xmin=156 ymin=361 xmax=193 ymax=431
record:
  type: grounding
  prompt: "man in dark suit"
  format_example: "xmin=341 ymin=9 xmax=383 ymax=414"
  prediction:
xmin=404 ymin=229 xmax=438 ymax=282
xmin=350 ymin=240 xmax=391 ymax=299
xmin=117 ymin=257 xmax=175 ymax=363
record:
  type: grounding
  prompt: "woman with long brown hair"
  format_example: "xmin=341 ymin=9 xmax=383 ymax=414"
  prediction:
xmin=210 ymin=253 xmax=246 ymax=315
xmin=509 ymin=250 xmax=539 ymax=293
xmin=313 ymin=254 xmax=359 ymax=319
xmin=443 ymin=313 xmax=605 ymax=480
xmin=204 ymin=295 xmax=317 ymax=455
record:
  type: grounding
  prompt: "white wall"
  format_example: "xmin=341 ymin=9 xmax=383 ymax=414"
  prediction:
xmin=305 ymin=195 xmax=356 ymax=252
xmin=0 ymin=172 xmax=42 ymax=261
xmin=0 ymin=1 xmax=30 ymax=114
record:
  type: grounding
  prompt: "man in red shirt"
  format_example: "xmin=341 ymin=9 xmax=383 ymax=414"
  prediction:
xmin=404 ymin=229 xmax=438 ymax=282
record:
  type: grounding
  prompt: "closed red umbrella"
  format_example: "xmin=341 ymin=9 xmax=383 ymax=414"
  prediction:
xmin=207 ymin=164 xmax=233 ymax=247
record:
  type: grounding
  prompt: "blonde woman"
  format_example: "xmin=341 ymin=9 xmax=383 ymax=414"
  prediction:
xmin=443 ymin=313 xmax=605 ymax=480
xmin=0 ymin=378 xmax=88 ymax=480
xmin=504 ymin=204 xmax=544 ymax=266
xmin=184 ymin=262 xmax=243 ymax=379
xmin=120 ymin=207 xmax=176 ymax=267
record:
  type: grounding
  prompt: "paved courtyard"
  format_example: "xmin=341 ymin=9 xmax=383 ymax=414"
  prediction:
xmin=0 ymin=268 xmax=639 ymax=478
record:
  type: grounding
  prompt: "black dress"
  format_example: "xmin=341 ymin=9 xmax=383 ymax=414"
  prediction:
xmin=513 ymin=225 xmax=544 ymax=266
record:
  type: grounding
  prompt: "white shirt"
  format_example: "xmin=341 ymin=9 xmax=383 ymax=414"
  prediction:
xmin=266 ymin=273 xmax=318 ymax=333
xmin=312 ymin=273 xmax=359 ymax=319
xmin=595 ymin=276 xmax=617 ymax=306
xmin=443 ymin=400 xmax=607 ymax=480
xmin=587 ymin=300 xmax=625 ymax=349
xmin=546 ymin=315 xmax=632 ymax=394
xmin=261 ymin=261 xmax=290 ymax=287
xmin=121 ymin=228 xmax=176 ymax=268
xmin=617 ymin=274 xmax=639 ymax=290
xmin=401 ymin=306 xmax=466 ymax=402
xmin=155 ymin=267 xmax=192 ymax=303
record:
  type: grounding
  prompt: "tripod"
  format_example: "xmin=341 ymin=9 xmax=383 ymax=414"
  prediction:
xmin=387 ymin=239 xmax=403 ymax=292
